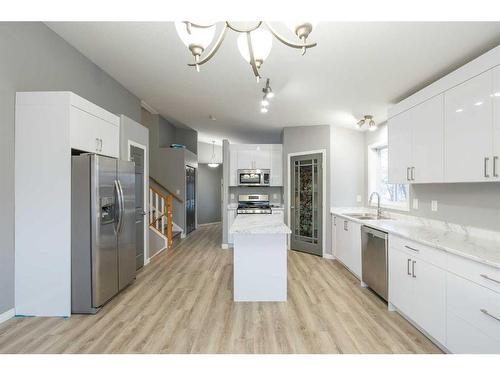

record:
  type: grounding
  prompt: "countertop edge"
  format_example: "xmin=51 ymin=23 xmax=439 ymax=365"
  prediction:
xmin=331 ymin=210 xmax=500 ymax=270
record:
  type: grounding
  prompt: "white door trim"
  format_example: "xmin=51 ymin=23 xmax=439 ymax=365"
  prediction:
xmin=127 ymin=140 xmax=148 ymax=266
xmin=287 ymin=149 xmax=327 ymax=258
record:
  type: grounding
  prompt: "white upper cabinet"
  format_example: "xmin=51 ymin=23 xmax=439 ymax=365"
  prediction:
xmin=411 ymin=95 xmax=444 ymax=183
xmin=493 ymin=65 xmax=500 ymax=181
xmin=229 ymin=144 xmax=282 ymax=186
xmin=388 ymin=94 xmax=444 ymax=184
xmin=388 ymin=109 xmax=412 ymax=184
xmin=387 ymin=46 xmax=500 ymax=184
xmin=444 ymin=70 xmax=493 ymax=182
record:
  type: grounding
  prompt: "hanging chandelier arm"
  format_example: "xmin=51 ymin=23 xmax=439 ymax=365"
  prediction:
xmin=226 ymin=21 xmax=262 ymax=33
xmin=187 ymin=24 xmax=229 ymax=67
xmin=246 ymin=32 xmax=261 ymax=79
xmin=264 ymin=22 xmax=318 ymax=49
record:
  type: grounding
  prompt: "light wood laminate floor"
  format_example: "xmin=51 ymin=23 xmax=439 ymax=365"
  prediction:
xmin=0 ymin=223 xmax=441 ymax=354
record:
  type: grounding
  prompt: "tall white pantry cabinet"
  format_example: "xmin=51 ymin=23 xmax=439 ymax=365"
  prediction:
xmin=15 ymin=92 xmax=120 ymax=317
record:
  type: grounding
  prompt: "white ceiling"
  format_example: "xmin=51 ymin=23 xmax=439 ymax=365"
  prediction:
xmin=47 ymin=22 xmax=500 ymax=144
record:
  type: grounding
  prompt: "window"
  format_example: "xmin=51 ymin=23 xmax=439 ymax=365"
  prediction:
xmin=368 ymin=143 xmax=409 ymax=211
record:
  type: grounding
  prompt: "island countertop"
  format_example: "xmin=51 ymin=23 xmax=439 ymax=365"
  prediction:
xmin=230 ymin=213 xmax=291 ymax=235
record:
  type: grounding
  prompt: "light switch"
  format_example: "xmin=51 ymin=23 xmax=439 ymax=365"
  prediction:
xmin=431 ymin=200 xmax=438 ymax=212
xmin=412 ymin=198 xmax=419 ymax=209
xmin=356 ymin=195 xmax=362 ymax=203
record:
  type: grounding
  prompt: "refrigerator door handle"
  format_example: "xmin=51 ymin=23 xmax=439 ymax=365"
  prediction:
xmin=117 ymin=179 xmax=125 ymax=233
xmin=114 ymin=179 xmax=123 ymax=233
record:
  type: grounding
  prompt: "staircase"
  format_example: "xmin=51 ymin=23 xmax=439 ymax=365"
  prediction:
xmin=149 ymin=186 xmax=179 ymax=251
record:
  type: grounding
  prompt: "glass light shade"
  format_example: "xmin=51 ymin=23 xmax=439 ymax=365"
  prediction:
xmin=208 ymin=163 xmax=219 ymax=168
xmin=260 ymin=107 xmax=268 ymax=113
xmin=265 ymin=91 xmax=275 ymax=99
xmin=175 ymin=22 xmax=216 ymax=50
xmin=261 ymin=99 xmax=269 ymax=106
xmin=237 ymin=29 xmax=273 ymax=64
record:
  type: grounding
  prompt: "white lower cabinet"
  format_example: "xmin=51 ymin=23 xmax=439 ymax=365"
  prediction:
xmin=334 ymin=216 xmax=361 ymax=278
xmin=388 ymin=242 xmax=446 ymax=344
xmin=389 ymin=234 xmax=500 ymax=353
xmin=446 ymin=272 xmax=500 ymax=353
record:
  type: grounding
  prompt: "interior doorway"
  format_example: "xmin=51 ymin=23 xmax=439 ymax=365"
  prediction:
xmin=185 ymin=165 xmax=196 ymax=235
xmin=129 ymin=142 xmax=147 ymax=270
xmin=290 ymin=153 xmax=323 ymax=256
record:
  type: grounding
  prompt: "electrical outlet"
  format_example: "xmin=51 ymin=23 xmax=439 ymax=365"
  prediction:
xmin=431 ymin=200 xmax=438 ymax=212
xmin=412 ymin=198 xmax=419 ymax=209
xmin=356 ymin=195 xmax=362 ymax=203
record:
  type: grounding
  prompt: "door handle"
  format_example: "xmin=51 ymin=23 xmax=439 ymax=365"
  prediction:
xmin=484 ymin=157 xmax=490 ymax=178
xmin=411 ymin=167 xmax=415 ymax=181
xmin=114 ymin=180 xmax=122 ymax=233
xmin=480 ymin=309 xmax=500 ymax=323
xmin=406 ymin=167 xmax=411 ymax=181
xmin=412 ymin=260 xmax=416 ymax=278
xmin=116 ymin=180 xmax=125 ymax=233
xmin=493 ymin=156 xmax=499 ymax=178
xmin=407 ymin=259 xmax=411 ymax=276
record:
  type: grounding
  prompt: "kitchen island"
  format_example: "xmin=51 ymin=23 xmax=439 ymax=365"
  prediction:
xmin=230 ymin=213 xmax=291 ymax=302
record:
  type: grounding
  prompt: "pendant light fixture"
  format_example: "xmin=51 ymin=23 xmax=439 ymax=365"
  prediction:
xmin=260 ymin=78 xmax=274 ymax=114
xmin=208 ymin=141 xmax=219 ymax=168
xmin=175 ymin=21 xmax=318 ymax=80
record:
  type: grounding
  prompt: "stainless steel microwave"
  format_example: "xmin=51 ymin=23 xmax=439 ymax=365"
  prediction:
xmin=238 ymin=169 xmax=270 ymax=186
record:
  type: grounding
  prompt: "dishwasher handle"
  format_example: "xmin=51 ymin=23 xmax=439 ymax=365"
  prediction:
xmin=362 ymin=226 xmax=388 ymax=240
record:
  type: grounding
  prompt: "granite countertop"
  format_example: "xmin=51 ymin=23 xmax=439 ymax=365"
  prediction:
xmin=331 ymin=207 xmax=500 ymax=269
xmin=230 ymin=213 xmax=291 ymax=235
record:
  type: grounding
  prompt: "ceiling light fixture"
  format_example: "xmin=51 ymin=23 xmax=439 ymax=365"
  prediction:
xmin=176 ymin=21 xmax=318 ymax=80
xmin=207 ymin=141 xmax=219 ymax=168
xmin=357 ymin=115 xmax=377 ymax=131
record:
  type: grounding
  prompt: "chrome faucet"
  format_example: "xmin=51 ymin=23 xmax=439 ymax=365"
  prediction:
xmin=369 ymin=192 xmax=382 ymax=219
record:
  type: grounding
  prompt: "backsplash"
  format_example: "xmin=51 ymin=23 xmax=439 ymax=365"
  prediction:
xmin=229 ymin=186 xmax=283 ymax=205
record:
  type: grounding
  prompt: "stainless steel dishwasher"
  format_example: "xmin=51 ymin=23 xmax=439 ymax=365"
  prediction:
xmin=361 ymin=226 xmax=388 ymax=301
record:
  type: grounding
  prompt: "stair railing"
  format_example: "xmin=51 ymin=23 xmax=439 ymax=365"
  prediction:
xmin=149 ymin=186 xmax=173 ymax=249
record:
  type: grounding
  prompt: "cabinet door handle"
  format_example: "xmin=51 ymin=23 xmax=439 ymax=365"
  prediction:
xmin=480 ymin=274 xmax=500 ymax=284
xmin=412 ymin=260 xmax=416 ymax=278
xmin=480 ymin=309 xmax=500 ymax=323
xmin=494 ymin=156 xmax=499 ymax=178
xmin=484 ymin=157 xmax=490 ymax=178
xmin=407 ymin=259 xmax=411 ymax=276
xmin=99 ymin=138 xmax=103 ymax=152
xmin=406 ymin=167 xmax=411 ymax=181
xmin=333 ymin=216 xmax=336 ymax=226
xmin=95 ymin=138 xmax=100 ymax=151
xmin=344 ymin=220 xmax=348 ymax=231
xmin=411 ymin=167 xmax=415 ymax=181
xmin=404 ymin=245 xmax=420 ymax=253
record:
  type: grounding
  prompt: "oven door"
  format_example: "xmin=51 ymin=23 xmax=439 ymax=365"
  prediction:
xmin=238 ymin=170 xmax=262 ymax=186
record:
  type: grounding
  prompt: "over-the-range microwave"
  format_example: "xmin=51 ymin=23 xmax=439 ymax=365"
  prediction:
xmin=238 ymin=169 xmax=270 ymax=186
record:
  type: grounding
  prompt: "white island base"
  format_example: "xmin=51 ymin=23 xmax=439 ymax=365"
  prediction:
xmin=231 ymin=213 xmax=291 ymax=302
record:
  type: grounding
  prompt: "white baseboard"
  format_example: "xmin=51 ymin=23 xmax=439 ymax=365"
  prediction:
xmin=180 ymin=233 xmax=186 ymax=239
xmin=0 ymin=308 xmax=15 ymax=325
xmin=198 ymin=221 xmax=222 ymax=227
xmin=149 ymin=246 xmax=167 ymax=260
xmin=323 ymin=254 xmax=335 ymax=260
xmin=144 ymin=258 xmax=151 ymax=265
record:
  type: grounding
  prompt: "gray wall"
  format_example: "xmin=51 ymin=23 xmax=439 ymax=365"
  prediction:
xmin=222 ymin=140 xmax=230 ymax=244
xmin=331 ymin=127 xmax=366 ymax=207
xmin=282 ymin=125 xmax=332 ymax=255
xmin=0 ymin=22 xmax=141 ymax=315
xmin=142 ymin=108 xmax=198 ymax=231
xmin=365 ymin=124 xmax=500 ymax=231
xmin=197 ymin=164 xmax=223 ymax=224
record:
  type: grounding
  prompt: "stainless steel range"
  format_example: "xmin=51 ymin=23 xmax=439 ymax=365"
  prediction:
xmin=237 ymin=194 xmax=272 ymax=214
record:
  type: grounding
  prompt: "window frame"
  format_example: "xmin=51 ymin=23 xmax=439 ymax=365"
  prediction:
xmin=367 ymin=142 xmax=410 ymax=211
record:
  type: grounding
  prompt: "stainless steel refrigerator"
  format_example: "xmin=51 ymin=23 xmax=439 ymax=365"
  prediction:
xmin=71 ymin=154 xmax=136 ymax=314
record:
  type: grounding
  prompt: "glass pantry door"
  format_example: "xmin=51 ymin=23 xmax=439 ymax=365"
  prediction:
xmin=290 ymin=154 xmax=323 ymax=256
